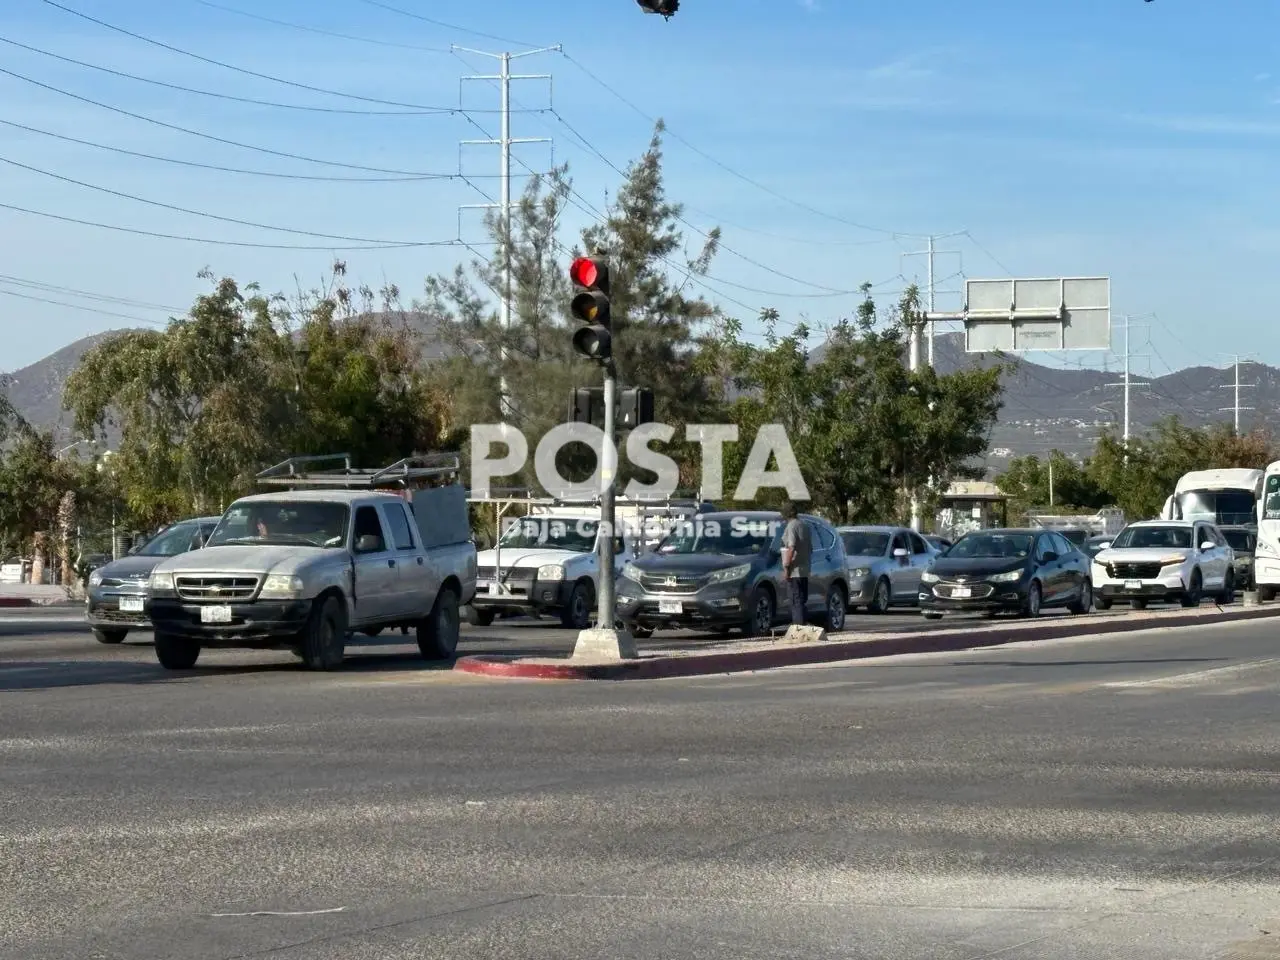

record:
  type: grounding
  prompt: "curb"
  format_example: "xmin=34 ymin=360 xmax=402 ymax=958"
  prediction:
xmin=453 ymin=604 xmax=1280 ymax=682
xmin=0 ymin=597 xmax=78 ymax=608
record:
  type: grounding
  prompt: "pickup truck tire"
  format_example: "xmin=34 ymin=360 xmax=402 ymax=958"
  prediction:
xmin=155 ymin=632 xmax=200 ymax=670
xmin=560 ymin=581 xmax=594 ymax=630
xmin=465 ymin=605 xmax=494 ymax=627
xmin=418 ymin=586 xmax=461 ymax=660
xmin=93 ymin=627 xmax=127 ymax=644
xmin=299 ymin=596 xmax=346 ymax=671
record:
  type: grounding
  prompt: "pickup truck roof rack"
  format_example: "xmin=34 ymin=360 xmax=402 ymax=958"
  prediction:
xmin=257 ymin=452 xmax=462 ymax=490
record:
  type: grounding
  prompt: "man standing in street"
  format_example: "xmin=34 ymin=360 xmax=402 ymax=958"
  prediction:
xmin=779 ymin=502 xmax=811 ymax=625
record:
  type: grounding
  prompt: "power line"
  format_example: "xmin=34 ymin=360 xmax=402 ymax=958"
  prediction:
xmin=0 ymin=116 xmax=468 ymax=183
xmin=352 ymin=0 xmax=542 ymax=49
xmin=39 ymin=0 xmax=504 ymax=113
xmin=0 ymin=153 xmax=447 ymax=246
xmin=0 ymin=273 xmax=185 ymax=312
xmin=0 ymin=287 xmax=168 ymax=326
xmin=0 ymin=35 xmax=463 ymax=116
xmin=189 ymin=0 xmax=453 ymax=53
xmin=0 ymin=66 xmax=515 ymax=178
xmin=0 ymin=199 xmax=475 ymax=250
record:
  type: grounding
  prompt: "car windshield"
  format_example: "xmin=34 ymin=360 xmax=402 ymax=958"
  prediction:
xmin=134 ymin=522 xmax=203 ymax=557
xmin=1109 ymin=525 xmax=1192 ymax=549
xmin=655 ymin=516 xmax=779 ymax=556
xmin=1222 ymin=529 xmax=1254 ymax=551
xmin=206 ymin=501 xmax=350 ymax=549
xmin=946 ymin=533 xmax=1033 ymax=559
xmin=1058 ymin=530 xmax=1087 ymax=547
xmin=499 ymin=517 xmax=598 ymax=552
xmin=841 ymin=530 xmax=890 ymax=557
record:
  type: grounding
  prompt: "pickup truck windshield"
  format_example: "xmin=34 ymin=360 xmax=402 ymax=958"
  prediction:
xmin=207 ymin=501 xmax=350 ymax=549
xmin=499 ymin=518 xmax=598 ymax=552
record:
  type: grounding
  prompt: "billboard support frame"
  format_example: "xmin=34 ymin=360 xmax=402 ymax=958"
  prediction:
xmin=923 ymin=275 xmax=1110 ymax=354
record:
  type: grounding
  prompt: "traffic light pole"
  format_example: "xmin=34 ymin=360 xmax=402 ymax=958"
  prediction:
xmin=597 ymin=362 xmax=618 ymax=630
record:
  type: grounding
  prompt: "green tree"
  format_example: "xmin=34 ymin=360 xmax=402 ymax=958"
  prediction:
xmin=996 ymin=450 xmax=1108 ymax=520
xmin=699 ymin=284 xmax=1004 ymax=522
xmin=0 ymin=428 xmax=71 ymax=550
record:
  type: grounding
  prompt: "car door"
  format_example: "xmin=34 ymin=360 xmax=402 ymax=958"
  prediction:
xmin=888 ymin=530 xmax=914 ymax=600
xmin=803 ymin=518 xmax=835 ymax=614
xmin=1032 ymin=533 xmax=1065 ymax=603
xmin=380 ymin=500 xmax=435 ymax=619
xmin=351 ymin=504 xmax=397 ymax=622
xmin=1050 ymin=532 xmax=1083 ymax=598
xmin=1201 ymin=523 xmax=1229 ymax=588
xmin=905 ymin=532 xmax=931 ymax=596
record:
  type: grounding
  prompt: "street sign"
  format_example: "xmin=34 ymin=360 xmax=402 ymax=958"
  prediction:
xmin=959 ymin=277 xmax=1110 ymax=353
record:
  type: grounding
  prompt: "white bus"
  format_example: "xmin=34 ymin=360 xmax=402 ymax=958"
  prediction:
xmin=1159 ymin=468 xmax=1263 ymax=527
xmin=1254 ymin=462 xmax=1280 ymax=600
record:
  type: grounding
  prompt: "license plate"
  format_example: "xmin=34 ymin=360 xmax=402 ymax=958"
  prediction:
xmin=118 ymin=596 xmax=144 ymax=613
xmin=1125 ymin=580 xmax=1142 ymax=591
xmin=658 ymin=599 xmax=682 ymax=614
xmin=951 ymin=586 xmax=971 ymax=598
xmin=200 ymin=604 xmax=232 ymax=624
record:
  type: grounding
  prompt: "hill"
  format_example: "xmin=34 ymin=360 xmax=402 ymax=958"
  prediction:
xmin=3 ymin=322 xmax=1271 ymax=477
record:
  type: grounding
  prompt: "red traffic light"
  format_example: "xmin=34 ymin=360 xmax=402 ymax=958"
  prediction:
xmin=569 ymin=256 xmax=600 ymax=288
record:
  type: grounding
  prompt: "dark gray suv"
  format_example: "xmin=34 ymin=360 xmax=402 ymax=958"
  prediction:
xmin=614 ymin=510 xmax=848 ymax=637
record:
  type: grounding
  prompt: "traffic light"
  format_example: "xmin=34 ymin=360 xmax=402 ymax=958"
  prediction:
xmin=618 ymin=387 xmax=655 ymax=429
xmin=636 ymin=0 xmax=678 ymax=17
xmin=570 ymin=255 xmax=611 ymax=362
xmin=568 ymin=386 xmax=602 ymax=426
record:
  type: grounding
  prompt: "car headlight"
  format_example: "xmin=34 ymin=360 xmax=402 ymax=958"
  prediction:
xmin=989 ymin=569 xmax=1023 ymax=583
xmin=708 ymin=563 xmax=751 ymax=584
xmin=537 ymin=564 xmax=564 ymax=581
xmin=259 ymin=574 xmax=304 ymax=599
xmin=920 ymin=570 xmax=939 ymax=584
xmin=849 ymin=566 xmax=871 ymax=579
xmin=88 ymin=570 xmax=103 ymax=586
xmin=1158 ymin=555 xmax=1187 ymax=567
xmin=621 ymin=562 xmax=643 ymax=582
xmin=148 ymin=571 xmax=175 ymax=592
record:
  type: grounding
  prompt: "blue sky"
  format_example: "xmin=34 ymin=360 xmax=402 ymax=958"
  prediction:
xmin=1 ymin=0 xmax=1277 ymax=383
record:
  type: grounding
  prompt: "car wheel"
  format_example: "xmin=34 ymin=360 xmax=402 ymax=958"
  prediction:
xmin=867 ymin=577 xmax=891 ymax=615
xmin=1218 ymin=568 xmax=1235 ymax=605
xmin=824 ymin=584 xmax=847 ymax=632
xmin=1131 ymin=598 xmax=1147 ymax=610
xmin=418 ymin=586 xmax=461 ymax=660
xmin=1180 ymin=569 xmax=1203 ymax=608
xmin=1068 ymin=579 xmax=1092 ymax=615
xmin=300 ymin=595 xmax=346 ymax=670
xmin=465 ymin=605 xmax=494 ymax=627
xmin=154 ymin=631 xmax=200 ymax=670
xmin=1259 ymin=585 xmax=1277 ymax=602
xmin=1095 ymin=596 xmax=1113 ymax=610
xmin=922 ymin=611 xmax=943 ymax=620
xmin=629 ymin=625 xmax=654 ymax=639
xmin=93 ymin=627 xmax=127 ymax=644
xmin=1021 ymin=580 xmax=1042 ymax=618
xmin=746 ymin=587 xmax=774 ymax=637
xmin=559 ymin=581 xmax=594 ymax=630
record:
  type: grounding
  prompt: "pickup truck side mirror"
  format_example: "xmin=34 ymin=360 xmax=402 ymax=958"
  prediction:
xmin=355 ymin=534 xmax=382 ymax=553
xmin=1200 ymin=541 xmax=1216 ymax=552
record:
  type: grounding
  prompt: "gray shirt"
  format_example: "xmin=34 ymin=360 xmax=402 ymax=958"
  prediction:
xmin=781 ymin=518 xmax=811 ymax=579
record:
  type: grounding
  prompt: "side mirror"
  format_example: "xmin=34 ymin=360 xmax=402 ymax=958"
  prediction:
xmin=1097 ymin=542 xmax=1111 ymax=551
xmin=356 ymin=534 xmax=382 ymax=553
xmin=1200 ymin=541 xmax=1215 ymax=551
xmin=893 ymin=548 xmax=908 ymax=559
xmin=1042 ymin=551 xmax=1059 ymax=563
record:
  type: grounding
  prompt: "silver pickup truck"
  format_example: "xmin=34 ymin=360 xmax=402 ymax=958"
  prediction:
xmin=145 ymin=454 xmax=476 ymax=671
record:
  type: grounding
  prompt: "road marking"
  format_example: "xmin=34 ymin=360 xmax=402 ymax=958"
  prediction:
xmin=210 ymin=906 xmax=346 ymax=918
xmin=1101 ymin=658 xmax=1280 ymax=689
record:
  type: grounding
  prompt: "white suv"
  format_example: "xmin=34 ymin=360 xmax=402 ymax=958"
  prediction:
xmin=1092 ymin=519 xmax=1235 ymax=610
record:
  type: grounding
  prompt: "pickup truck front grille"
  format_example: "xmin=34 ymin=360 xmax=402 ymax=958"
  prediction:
xmin=477 ymin=566 xmax=539 ymax=582
xmin=175 ymin=576 xmax=259 ymax=601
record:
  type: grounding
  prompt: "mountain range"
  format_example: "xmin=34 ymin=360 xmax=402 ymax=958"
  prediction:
xmin=2 ymin=320 xmax=1270 ymax=478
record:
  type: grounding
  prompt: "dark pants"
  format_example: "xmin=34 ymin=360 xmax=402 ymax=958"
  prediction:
xmin=788 ymin=577 xmax=808 ymax=625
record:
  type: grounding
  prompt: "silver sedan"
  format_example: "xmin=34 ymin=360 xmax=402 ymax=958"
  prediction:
xmin=837 ymin=525 xmax=941 ymax=614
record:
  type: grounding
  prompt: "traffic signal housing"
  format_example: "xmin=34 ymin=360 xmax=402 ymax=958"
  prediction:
xmin=570 ymin=255 xmax=612 ymax=362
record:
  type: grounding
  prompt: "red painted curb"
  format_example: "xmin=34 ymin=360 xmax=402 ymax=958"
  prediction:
xmin=0 ymin=598 xmax=35 ymax=608
xmin=453 ymin=605 xmax=1280 ymax=681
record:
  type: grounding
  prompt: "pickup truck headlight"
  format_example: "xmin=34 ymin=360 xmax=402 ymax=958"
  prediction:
xmin=149 ymin=571 xmax=175 ymax=593
xmin=621 ymin=562 xmax=643 ymax=582
xmin=989 ymin=569 xmax=1023 ymax=583
xmin=259 ymin=574 xmax=305 ymax=599
xmin=88 ymin=570 xmax=103 ymax=587
xmin=708 ymin=563 xmax=751 ymax=584
xmin=537 ymin=564 xmax=564 ymax=582
xmin=920 ymin=570 xmax=939 ymax=584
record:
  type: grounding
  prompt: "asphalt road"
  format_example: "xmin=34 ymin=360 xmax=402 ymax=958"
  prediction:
xmin=3 ymin=614 xmax=1280 ymax=959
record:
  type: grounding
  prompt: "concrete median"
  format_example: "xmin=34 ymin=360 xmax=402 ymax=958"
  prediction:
xmin=453 ymin=602 xmax=1280 ymax=681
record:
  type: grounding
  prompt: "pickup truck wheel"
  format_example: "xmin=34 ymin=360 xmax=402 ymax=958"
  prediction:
xmin=299 ymin=596 xmax=346 ymax=671
xmin=465 ymin=605 xmax=494 ymax=627
xmin=419 ymin=586 xmax=461 ymax=660
xmin=93 ymin=627 xmax=127 ymax=644
xmin=154 ymin=632 xmax=200 ymax=670
xmin=560 ymin=581 xmax=594 ymax=630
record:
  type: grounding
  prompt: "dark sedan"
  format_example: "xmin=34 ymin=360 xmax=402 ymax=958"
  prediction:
xmin=918 ymin=527 xmax=1093 ymax=619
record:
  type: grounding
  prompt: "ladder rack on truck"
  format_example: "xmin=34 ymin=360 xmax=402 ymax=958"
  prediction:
xmin=256 ymin=452 xmax=461 ymax=491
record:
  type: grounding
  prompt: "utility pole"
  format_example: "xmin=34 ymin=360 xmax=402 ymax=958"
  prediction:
xmin=1218 ymin=354 xmax=1256 ymax=433
xmin=455 ymin=44 xmax=560 ymax=420
xmin=1048 ymin=458 xmax=1055 ymax=507
xmin=1104 ymin=315 xmax=1149 ymax=463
